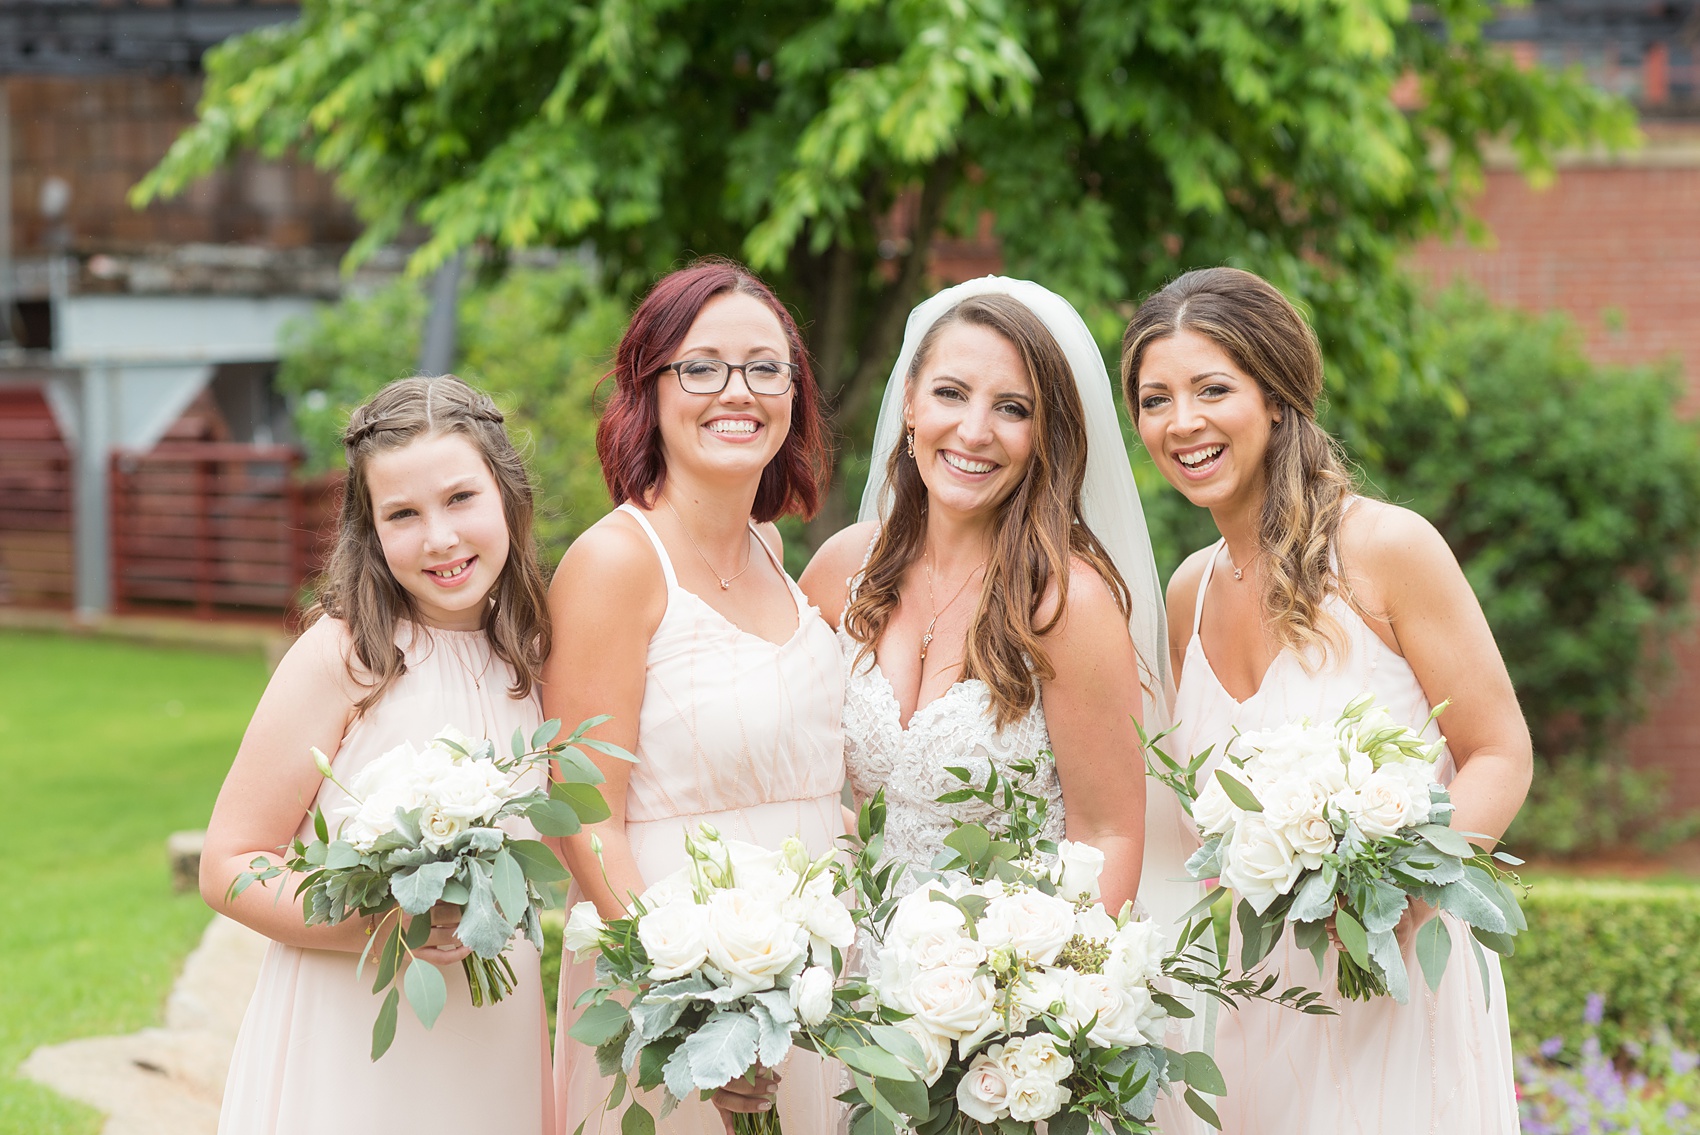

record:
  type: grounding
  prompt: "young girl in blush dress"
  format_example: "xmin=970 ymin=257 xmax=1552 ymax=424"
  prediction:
xmin=1122 ymin=268 xmax=1529 ymax=1134
xmin=203 ymin=376 xmax=556 ymax=1135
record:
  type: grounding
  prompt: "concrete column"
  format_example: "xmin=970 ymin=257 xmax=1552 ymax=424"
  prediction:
xmin=72 ymin=364 xmax=112 ymax=617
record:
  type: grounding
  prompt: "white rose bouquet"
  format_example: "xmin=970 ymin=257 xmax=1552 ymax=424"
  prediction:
xmin=1146 ymin=694 xmax=1527 ymax=1002
xmin=230 ymin=717 xmax=630 ymax=1058
xmin=846 ymin=762 xmax=1325 ymax=1135
xmin=565 ymin=823 xmax=924 ymax=1135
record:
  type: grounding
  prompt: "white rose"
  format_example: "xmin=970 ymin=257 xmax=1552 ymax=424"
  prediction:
xmin=1287 ymin=814 xmax=1340 ymax=868
xmin=1259 ymin=775 xmax=1330 ymax=834
xmin=889 ymin=881 xmax=967 ymax=945
xmin=789 ymin=965 xmax=834 ymax=1027
xmin=1008 ymin=967 xmax=1065 ymax=1027
xmin=562 ymin=901 xmax=606 ymax=959
xmin=798 ymin=893 xmax=856 ymax=964
xmin=1351 ymin=770 xmax=1421 ymax=839
xmin=1072 ymin=905 xmax=1119 ymax=942
xmin=980 ymin=889 xmax=1077 ymax=966
xmin=703 ymin=889 xmax=805 ymax=997
xmin=872 ymin=944 xmax=920 ymax=1013
xmin=896 ymin=1018 xmax=953 ymax=1086
xmin=1055 ymin=840 xmax=1106 ymax=902
xmin=998 ymin=1032 xmax=1074 ymax=1083
xmin=417 ymin=802 xmax=465 ymax=850
xmin=430 ymin=723 xmax=480 ymax=755
xmin=637 ymin=899 xmax=711 ymax=980
xmin=1239 ymin=721 xmax=1338 ymax=775
xmin=1059 ymin=970 xmax=1151 ymax=1047
xmin=1104 ymin=919 xmax=1165 ymax=991
xmin=908 ymin=966 xmax=997 ymax=1041
xmin=1191 ymin=773 xmax=1239 ymax=836
xmin=909 ymin=927 xmax=987 ymax=972
xmin=956 ymin=1047 xmax=1013 ymax=1123
xmin=1383 ymin=760 xmax=1437 ymax=826
xmin=426 ymin=760 xmax=510 ymax=823
xmin=1006 ymin=1074 xmax=1071 ymax=1123
xmin=1220 ymin=816 xmax=1302 ymax=914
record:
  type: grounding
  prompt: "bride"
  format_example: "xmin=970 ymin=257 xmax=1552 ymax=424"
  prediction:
xmin=800 ymin=277 xmax=1202 ymax=1126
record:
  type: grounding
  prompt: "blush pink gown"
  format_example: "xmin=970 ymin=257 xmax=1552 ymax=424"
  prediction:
xmin=218 ymin=620 xmax=554 ymax=1135
xmin=553 ymin=505 xmax=847 ymax=1134
xmin=1167 ymin=536 xmax=1519 ymax=1135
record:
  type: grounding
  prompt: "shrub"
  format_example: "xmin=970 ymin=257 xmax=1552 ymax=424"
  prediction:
xmin=1508 ymin=880 xmax=1700 ymax=1060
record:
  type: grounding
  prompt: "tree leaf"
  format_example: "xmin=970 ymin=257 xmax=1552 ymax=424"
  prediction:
xmin=552 ymin=780 xmax=613 ymax=825
xmin=620 ymin=1102 xmax=655 ymax=1135
xmin=492 ymin=848 xmax=529 ymax=923
xmin=1214 ymin=769 xmax=1264 ymax=812
xmin=531 ymin=719 xmax=563 ymax=750
xmin=1185 ymin=1087 xmax=1222 ymax=1129
xmin=403 ymin=956 xmax=447 ymax=1029
xmin=1415 ymin=824 xmax=1474 ymax=859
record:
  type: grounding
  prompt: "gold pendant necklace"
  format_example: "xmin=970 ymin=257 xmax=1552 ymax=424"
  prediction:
xmin=662 ymin=496 xmax=754 ymax=590
xmin=920 ymin=552 xmax=985 ymax=666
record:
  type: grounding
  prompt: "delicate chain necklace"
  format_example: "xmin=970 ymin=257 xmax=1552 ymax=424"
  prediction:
xmin=1226 ymin=545 xmax=1261 ymax=582
xmin=661 ymin=496 xmax=754 ymax=590
xmin=920 ymin=552 xmax=985 ymax=666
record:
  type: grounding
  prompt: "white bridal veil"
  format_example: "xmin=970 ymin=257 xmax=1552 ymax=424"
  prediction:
xmin=857 ymin=276 xmax=1203 ymax=949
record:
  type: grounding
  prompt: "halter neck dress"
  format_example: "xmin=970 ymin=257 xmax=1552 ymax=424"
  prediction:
xmin=553 ymin=503 xmax=847 ymax=1134
xmin=1167 ymin=521 xmax=1519 ymax=1134
xmin=219 ymin=620 xmax=553 ymax=1135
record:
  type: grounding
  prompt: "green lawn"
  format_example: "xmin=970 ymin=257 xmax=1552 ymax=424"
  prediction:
xmin=0 ymin=630 xmax=268 ymax=1134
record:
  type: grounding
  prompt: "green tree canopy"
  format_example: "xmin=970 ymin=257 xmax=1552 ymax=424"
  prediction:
xmin=137 ymin=0 xmax=1634 ymax=531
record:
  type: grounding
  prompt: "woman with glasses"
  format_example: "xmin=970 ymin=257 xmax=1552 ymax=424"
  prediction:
xmin=547 ymin=258 xmax=844 ymax=1134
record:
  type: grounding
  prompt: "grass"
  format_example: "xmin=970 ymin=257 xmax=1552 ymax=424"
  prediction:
xmin=0 ymin=630 xmax=269 ymax=1134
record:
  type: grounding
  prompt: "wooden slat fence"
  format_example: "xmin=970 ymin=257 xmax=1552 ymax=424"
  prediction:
xmin=110 ymin=443 xmax=339 ymax=618
xmin=0 ymin=386 xmax=74 ymax=607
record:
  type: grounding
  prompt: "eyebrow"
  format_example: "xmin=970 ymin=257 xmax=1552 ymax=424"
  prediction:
xmin=676 ymin=341 xmax=789 ymax=359
xmin=1139 ymin=370 xmax=1237 ymax=392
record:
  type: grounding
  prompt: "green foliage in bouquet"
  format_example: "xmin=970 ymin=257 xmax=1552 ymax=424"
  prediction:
xmin=565 ymin=822 xmax=925 ymax=1135
xmin=1147 ymin=697 xmax=1527 ymax=1004
xmin=231 ymin=716 xmax=632 ymax=1059
xmin=844 ymin=760 xmax=1327 ymax=1135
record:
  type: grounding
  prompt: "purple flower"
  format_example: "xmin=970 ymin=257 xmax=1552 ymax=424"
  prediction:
xmin=1671 ymin=1047 xmax=1699 ymax=1077
xmin=1539 ymin=1037 xmax=1564 ymax=1059
xmin=1583 ymin=992 xmax=1605 ymax=1027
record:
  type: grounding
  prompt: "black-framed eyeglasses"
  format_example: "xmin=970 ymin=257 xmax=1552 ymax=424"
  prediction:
xmin=661 ymin=358 xmax=798 ymax=396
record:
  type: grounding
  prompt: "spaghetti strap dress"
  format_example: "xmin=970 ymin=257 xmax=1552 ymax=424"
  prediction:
xmin=1166 ymin=518 xmax=1519 ymax=1134
xmin=553 ymin=504 xmax=847 ymax=1134
xmin=218 ymin=619 xmax=553 ymax=1135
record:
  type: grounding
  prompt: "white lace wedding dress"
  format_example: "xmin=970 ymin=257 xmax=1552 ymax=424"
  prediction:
xmin=840 ymin=629 xmax=1065 ymax=883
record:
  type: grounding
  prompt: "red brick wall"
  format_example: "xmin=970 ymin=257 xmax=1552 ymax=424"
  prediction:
xmin=5 ymin=74 xmax=358 ymax=254
xmin=1412 ymin=124 xmax=1700 ymax=810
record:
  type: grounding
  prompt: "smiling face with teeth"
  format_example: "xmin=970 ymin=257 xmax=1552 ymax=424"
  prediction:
xmin=368 ymin=431 xmax=512 ymax=630
xmin=903 ymin=321 xmax=1037 ymax=526
xmin=1132 ymin=328 xmax=1282 ymax=515
xmin=655 ymin=291 xmax=794 ymax=494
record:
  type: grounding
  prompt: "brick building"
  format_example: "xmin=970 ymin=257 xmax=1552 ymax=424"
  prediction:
xmin=1410 ymin=2 xmax=1700 ymax=808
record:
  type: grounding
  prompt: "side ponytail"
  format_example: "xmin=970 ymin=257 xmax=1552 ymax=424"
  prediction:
xmin=1120 ymin=267 xmax=1355 ymax=663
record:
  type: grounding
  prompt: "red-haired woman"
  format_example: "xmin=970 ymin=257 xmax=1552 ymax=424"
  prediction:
xmin=547 ymin=258 xmax=842 ymax=1134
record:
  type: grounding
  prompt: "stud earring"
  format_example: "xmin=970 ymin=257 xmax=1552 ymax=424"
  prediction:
xmin=906 ymin=430 xmax=915 ymax=458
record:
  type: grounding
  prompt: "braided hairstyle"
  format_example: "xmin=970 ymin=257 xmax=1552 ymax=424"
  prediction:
xmin=309 ymin=375 xmax=551 ymax=712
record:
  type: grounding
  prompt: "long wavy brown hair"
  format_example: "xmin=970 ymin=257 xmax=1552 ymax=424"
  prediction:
xmin=1120 ymin=267 xmax=1355 ymax=662
xmin=308 ymin=375 xmax=552 ymax=713
xmin=844 ymin=294 xmax=1130 ymax=729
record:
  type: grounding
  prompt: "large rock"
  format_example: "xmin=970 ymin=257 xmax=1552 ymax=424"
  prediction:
xmin=20 ymin=916 xmax=268 ymax=1135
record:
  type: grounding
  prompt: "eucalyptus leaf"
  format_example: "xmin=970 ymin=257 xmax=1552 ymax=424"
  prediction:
xmin=555 ymin=747 xmax=607 ymax=785
xmin=370 ymin=986 xmax=400 ymax=1061
xmin=571 ymin=999 xmax=633 ymax=1046
xmin=403 ymin=956 xmax=448 ymax=1029
xmin=1415 ymin=912 xmax=1452 ymax=992
xmin=1367 ymin=928 xmax=1409 ymax=1003
xmin=1214 ymin=769 xmax=1264 ymax=812
xmin=492 ymin=849 xmax=529 ymax=923
xmin=1333 ymin=906 xmax=1371 ymax=969
xmin=531 ymin=719 xmax=562 ymax=749
xmin=620 ymin=1103 xmax=655 ymax=1135
xmin=1415 ymin=823 xmax=1474 ymax=859
xmin=325 ymin=841 xmax=363 ymax=870
xmin=552 ymin=779 xmax=613 ymax=825
xmin=508 ymin=838 xmax=571 ymax=883
xmin=1434 ymin=875 xmax=1509 ymax=935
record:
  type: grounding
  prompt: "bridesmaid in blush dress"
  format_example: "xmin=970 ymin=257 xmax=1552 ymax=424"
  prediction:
xmin=548 ymin=259 xmax=844 ymax=1135
xmin=1121 ymin=268 xmax=1530 ymax=1134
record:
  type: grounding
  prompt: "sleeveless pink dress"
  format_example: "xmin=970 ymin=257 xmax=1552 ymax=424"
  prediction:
xmin=219 ymin=620 xmax=553 ymax=1135
xmin=553 ymin=505 xmax=847 ymax=1134
xmin=1167 ymin=533 xmax=1519 ymax=1135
